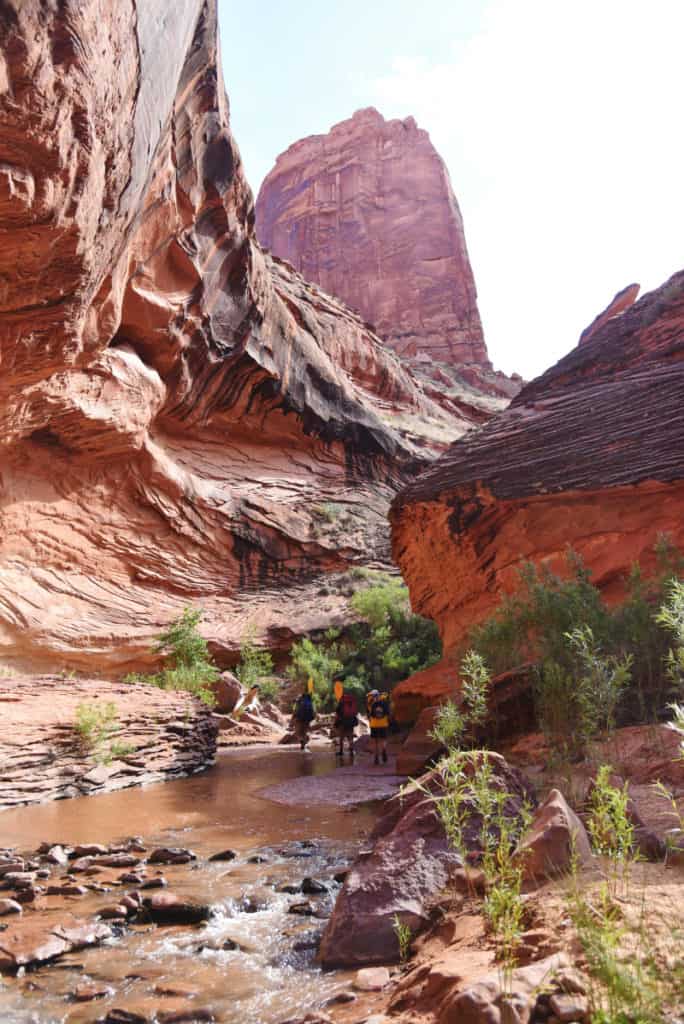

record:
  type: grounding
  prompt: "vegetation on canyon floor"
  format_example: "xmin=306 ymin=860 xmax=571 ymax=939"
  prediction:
xmin=124 ymin=607 xmax=219 ymax=707
xmin=568 ymin=771 xmax=684 ymax=1023
xmin=73 ymin=700 xmax=134 ymax=765
xmin=286 ymin=573 xmax=441 ymax=709
xmin=467 ymin=540 xmax=684 ymax=758
xmin=423 ymin=563 xmax=684 ymax=1020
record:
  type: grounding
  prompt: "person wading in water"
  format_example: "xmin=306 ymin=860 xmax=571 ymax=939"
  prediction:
xmin=334 ymin=687 xmax=358 ymax=764
xmin=367 ymin=688 xmax=390 ymax=765
xmin=292 ymin=688 xmax=315 ymax=751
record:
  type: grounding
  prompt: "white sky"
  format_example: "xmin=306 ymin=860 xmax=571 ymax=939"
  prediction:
xmin=220 ymin=0 xmax=684 ymax=380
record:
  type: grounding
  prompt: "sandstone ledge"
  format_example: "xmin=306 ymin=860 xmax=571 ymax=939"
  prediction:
xmin=0 ymin=678 xmax=217 ymax=810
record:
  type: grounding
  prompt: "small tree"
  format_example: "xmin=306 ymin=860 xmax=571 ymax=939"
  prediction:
xmin=430 ymin=650 xmax=492 ymax=752
xmin=153 ymin=606 xmax=219 ymax=706
xmin=655 ymin=578 xmax=684 ymax=698
xmin=236 ymin=629 xmax=275 ymax=695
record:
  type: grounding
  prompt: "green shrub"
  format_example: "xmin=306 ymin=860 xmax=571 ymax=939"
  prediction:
xmin=430 ymin=650 xmax=492 ymax=752
xmin=287 ymin=631 xmax=344 ymax=708
xmin=655 ymin=577 xmax=684 ymax=699
xmin=287 ymin=578 xmax=441 ymax=710
xmin=392 ymin=914 xmax=412 ymax=962
xmin=74 ymin=702 xmax=134 ymax=765
xmin=470 ymin=544 xmax=680 ymax=745
xmin=430 ymin=700 xmax=467 ymax=751
xmin=126 ymin=607 xmax=219 ymax=706
xmin=425 ymin=751 xmax=531 ymax=995
xmin=236 ymin=629 xmax=275 ymax=697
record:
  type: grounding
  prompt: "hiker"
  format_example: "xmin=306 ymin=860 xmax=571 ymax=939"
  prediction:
xmin=334 ymin=688 xmax=358 ymax=763
xmin=367 ymin=688 xmax=390 ymax=765
xmin=292 ymin=688 xmax=315 ymax=751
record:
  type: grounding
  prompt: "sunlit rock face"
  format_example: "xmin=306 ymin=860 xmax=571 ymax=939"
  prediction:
xmin=390 ymin=270 xmax=684 ymax=718
xmin=0 ymin=1 xmax=469 ymax=673
xmin=256 ymin=107 xmax=521 ymax=417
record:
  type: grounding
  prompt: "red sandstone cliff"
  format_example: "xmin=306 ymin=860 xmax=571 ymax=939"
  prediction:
xmin=256 ymin=108 xmax=520 ymax=408
xmin=390 ymin=270 xmax=684 ymax=716
xmin=0 ymin=1 xmax=466 ymax=673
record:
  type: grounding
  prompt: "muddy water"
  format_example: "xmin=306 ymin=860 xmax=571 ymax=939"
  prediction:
xmin=0 ymin=748 xmax=381 ymax=1024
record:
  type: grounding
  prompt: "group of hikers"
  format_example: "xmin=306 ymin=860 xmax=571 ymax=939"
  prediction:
xmin=292 ymin=685 xmax=391 ymax=765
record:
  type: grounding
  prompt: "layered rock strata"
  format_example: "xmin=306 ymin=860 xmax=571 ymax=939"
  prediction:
xmin=256 ymin=108 xmax=520 ymax=411
xmin=0 ymin=678 xmax=217 ymax=810
xmin=0 ymin=2 xmax=463 ymax=673
xmin=391 ymin=269 xmax=684 ymax=714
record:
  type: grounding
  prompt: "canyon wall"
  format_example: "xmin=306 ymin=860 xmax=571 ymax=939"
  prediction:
xmin=0 ymin=0 xmax=465 ymax=674
xmin=390 ymin=270 xmax=684 ymax=718
xmin=256 ymin=108 xmax=520 ymax=413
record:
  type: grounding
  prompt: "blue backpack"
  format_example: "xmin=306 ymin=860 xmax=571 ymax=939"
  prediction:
xmin=295 ymin=694 xmax=314 ymax=723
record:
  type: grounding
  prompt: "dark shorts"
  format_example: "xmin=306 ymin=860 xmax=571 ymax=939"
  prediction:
xmin=370 ymin=726 xmax=387 ymax=739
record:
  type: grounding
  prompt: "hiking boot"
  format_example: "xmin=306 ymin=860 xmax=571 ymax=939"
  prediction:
xmin=382 ymin=749 xmax=388 ymax=764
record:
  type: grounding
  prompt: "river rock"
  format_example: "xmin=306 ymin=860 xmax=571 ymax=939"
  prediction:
xmin=101 ymin=1011 xmax=150 ymax=1024
xmin=47 ymin=884 xmax=88 ymax=897
xmin=148 ymin=848 xmax=197 ymax=866
xmin=288 ymin=902 xmax=315 ymax=917
xmin=279 ymin=1015 xmax=333 ymax=1024
xmin=0 ymin=862 xmax=25 ymax=877
xmin=93 ymin=854 xmax=142 ymax=868
xmin=120 ymin=872 xmax=145 ymax=885
xmin=515 ymin=789 xmax=593 ymax=881
xmin=549 ymin=992 xmax=589 ymax=1021
xmin=301 ymin=877 xmax=328 ymax=895
xmin=98 ymin=905 xmax=129 ymax=920
xmin=73 ymin=982 xmax=114 ymax=1001
xmin=72 ymin=845 xmax=109 ymax=858
xmin=208 ymin=849 xmax=238 ymax=862
xmin=44 ymin=845 xmax=69 ymax=866
xmin=157 ymin=1010 xmax=215 ymax=1023
xmin=2 ymin=872 xmax=37 ymax=890
xmin=354 ymin=967 xmax=390 ymax=992
xmin=0 ymin=900 xmax=22 ymax=916
xmin=140 ymin=876 xmax=167 ymax=890
xmin=142 ymin=892 xmax=212 ymax=925
xmin=212 ymin=672 xmax=243 ymax=714
xmin=0 ymin=915 xmax=111 ymax=973
xmin=442 ymin=953 xmax=570 ymax=1024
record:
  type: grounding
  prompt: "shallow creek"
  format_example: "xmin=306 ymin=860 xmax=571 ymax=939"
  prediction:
xmin=0 ymin=748 xmax=383 ymax=1024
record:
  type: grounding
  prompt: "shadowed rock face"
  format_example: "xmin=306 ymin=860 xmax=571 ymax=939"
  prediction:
xmin=256 ymin=108 xmax=521 ymax=410
xmin=390 ymin=270 xmax=684 ymax=714
xmin=0 ymin=1 xmax=467 ymax=672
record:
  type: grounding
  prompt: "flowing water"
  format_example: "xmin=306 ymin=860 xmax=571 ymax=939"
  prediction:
xmin=0 ymin=748 xmax=382 ymax=1024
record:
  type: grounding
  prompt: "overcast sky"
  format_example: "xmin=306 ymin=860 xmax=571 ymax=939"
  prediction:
xmin=218 ymin=0 xmax=683 ymax=380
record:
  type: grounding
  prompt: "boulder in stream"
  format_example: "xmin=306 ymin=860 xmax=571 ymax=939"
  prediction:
xmin=149 ymin=848 xmax=197 ymax=865
xmin=142 ymin=892 xmax=212 ymax=925
xmin=319 ymin=753 xmax=535 ymax=966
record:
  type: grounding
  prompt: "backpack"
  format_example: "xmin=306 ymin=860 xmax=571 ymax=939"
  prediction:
xmin=339 ymin=693 xmax=358 ymax=727
xmin=295 ymin=694 xmax=314 ymax=723
xmin=370 ymin=695 xmax=389 ymax=721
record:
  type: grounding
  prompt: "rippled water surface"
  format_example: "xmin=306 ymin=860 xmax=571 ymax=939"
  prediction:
xmin=0 ymin=748 xmax=379 ymax=1023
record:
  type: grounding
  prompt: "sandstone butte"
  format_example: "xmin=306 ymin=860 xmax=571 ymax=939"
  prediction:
xmin=0 ymin=0 xmax=506 ymax=675
xmin=390 ymin=270 xmax=684 ymax=720
xmin=255 ymin=107 xmax=521 ymax=415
